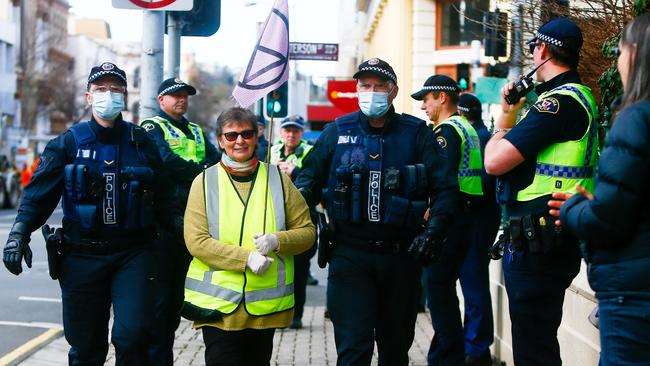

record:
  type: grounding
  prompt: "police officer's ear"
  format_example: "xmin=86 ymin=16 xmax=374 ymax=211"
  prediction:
xmin=388 ymin=84 xmax=399 ymax=103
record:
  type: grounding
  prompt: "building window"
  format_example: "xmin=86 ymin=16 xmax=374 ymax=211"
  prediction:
xmin=437 ymin=0 xmax=489 ymax=48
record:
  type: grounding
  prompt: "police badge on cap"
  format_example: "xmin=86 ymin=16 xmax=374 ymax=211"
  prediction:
xmin=87 ymin=62 xmax=127 ymax=86
xmin=157 ymin=77 xmax=197 ymax=97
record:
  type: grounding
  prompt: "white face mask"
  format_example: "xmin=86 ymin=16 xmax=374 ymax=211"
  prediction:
xmin=92 ymin=91 xmax=124 ymax=121
xmin=358 ymin=91 xmax=391 ymax=118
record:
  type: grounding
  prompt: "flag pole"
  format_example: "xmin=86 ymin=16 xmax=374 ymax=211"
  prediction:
xmin=262 ymin=90 xmax=278 ymax=235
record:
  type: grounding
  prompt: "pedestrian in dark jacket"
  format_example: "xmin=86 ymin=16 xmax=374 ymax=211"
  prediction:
xmin=549 ymin=13 xmax=650 ymax=366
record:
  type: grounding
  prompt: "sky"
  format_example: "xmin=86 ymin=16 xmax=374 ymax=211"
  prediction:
xmin=67 ymin=0 xmax=339 ymax=77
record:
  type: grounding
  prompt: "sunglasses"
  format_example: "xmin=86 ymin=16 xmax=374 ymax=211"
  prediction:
xmin=222 ymin=129 xmax=256 ymax=142
xmin=609 ymin=47 xmax=621 ymax=57
xmin=528 ymin=41 xmax=541 ymax=55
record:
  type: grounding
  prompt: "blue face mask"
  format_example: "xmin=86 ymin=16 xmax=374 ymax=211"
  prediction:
xmin=358 ymin=91 xmax=391 ymax=118
xmin=92 ymin=91 xmax=125 ymax=120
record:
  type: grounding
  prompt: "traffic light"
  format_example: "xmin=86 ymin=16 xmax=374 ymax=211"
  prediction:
xmin=456 ymin=63 xmax=470 ymax=91
xmin=166 ymin=0 xmax=221 ymax=37
xmin=264 ymin=82 xmax=289 ymax=119
xmin=483 ymin=10 xmax=507 ymax=58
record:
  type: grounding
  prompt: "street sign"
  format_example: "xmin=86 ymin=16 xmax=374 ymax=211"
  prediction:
xmin=112 ymin=0 xmax=193 ymax=11
xmin=289 ymin=42 xmax=338 ymax=61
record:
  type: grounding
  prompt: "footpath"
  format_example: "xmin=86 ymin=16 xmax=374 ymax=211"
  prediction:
xmin=17 ymin=306 xmax=432 ymax=366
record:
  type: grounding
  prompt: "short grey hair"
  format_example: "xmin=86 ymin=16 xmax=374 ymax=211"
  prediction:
xmin=216 ymin=107 xmax=257 ymax=136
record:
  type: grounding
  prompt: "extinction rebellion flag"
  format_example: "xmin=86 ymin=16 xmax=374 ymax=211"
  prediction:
xmin=232 ymin=0 xmax=289 ymax=108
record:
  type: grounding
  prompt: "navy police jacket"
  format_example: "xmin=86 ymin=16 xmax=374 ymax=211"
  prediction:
xmin=561 ymin=100 xmax=650 ymax=293
xmin=16 ymin=117 xmax=177 ymax=243
xmin=295 ymin=107 xmax=460 ymax=244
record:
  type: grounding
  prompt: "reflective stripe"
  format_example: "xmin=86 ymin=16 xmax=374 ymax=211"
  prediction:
xmin=159 ymin=119 xmax=181 ymax=138
xmin=205 ymin=167 xmax=220 ymax=240
xmin=535 ymin=163 xmax=594 ymax=178
xmin=447 ymin=118 xmax=473 ymax=173
xmin=191 ymin=125 xmax=203 ymax=144
xmin=268 ymin=166 xmax=286 ymax=231
xmin=245 ymin=255 xmax=293 ymax=303
xmin=185 ymin=272 xmax=242 ymax=303
xmin=458 ymin=168 xmax=483 ymax=177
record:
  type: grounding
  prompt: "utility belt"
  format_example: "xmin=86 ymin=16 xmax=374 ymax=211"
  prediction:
xmin=506 ymin=214 xmax=568 ymax=255
xmin=336 ymin=236 xmax=411 ymax=255
xmin=331 ymin=163 xmax=428 ymax=227
xmin=63 ymin=232 xmax=153 ymax=255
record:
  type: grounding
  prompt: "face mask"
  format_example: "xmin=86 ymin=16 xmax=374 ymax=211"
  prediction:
xmin=358 ymin=91 xmax=391 ymax=118
xmin=92 ymin=91 xmax=124 ymax=120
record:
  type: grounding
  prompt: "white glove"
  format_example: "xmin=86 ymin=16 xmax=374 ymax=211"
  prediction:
xmin=247 ymin=252 xmax=274 ymax=275
xmin=253 ymin=233 xmax=279 ymax=255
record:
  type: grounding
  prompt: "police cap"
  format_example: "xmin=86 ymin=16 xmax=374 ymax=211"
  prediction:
xmin=458 ymin=93 xmax=482 ymax=114
xmin=157 ymin=77 xmax=197 ymax=97
xmin=280 ymin=115 xmax=305 ymax=130
xmin=411 ymin=75 xmax=460 ymax=101
xmin=87 ymin=62 xmax=127 ymax=86
xmin=353 ymin=58 xmax=397 ymax=84
xmin=528 ymin=17 xmax=583 ymax=51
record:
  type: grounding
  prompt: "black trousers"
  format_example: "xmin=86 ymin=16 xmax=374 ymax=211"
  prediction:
xmin=327 ymin=244 xmax=421 ymax=366
xmin=149 ymin=232 xmax=192 ymax=365
xmin=293 ymin=240 xmax=317 ymax=320
xmin=202 ymin=327 xmax=275 ymax=366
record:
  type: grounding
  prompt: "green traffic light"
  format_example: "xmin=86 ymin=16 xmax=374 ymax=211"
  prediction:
xmin=459 ymin=78 xmax=468 ymax=90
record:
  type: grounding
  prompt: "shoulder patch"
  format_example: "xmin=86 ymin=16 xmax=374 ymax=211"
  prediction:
xmin=141 ymin=123 xmax=155 ymax=132
xmin=533 ymin=97 xmax=560 ymax=114
xmin=436 ymin=136 xmax=447 ymax=148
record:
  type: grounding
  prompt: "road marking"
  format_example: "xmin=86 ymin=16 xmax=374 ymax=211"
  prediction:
xmin=18 ymin=296 xmax=62 ymax=303
xmin=0 ymin=328 xmax=63 ymax=365
xmin=0 ymin=321 xmax=62 ymax=329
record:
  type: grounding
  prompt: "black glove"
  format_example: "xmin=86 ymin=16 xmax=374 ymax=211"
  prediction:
xmin=3 ymin=222 xmax=33 ymax=276
xmin=408 ymin=216 xmax=447 ymax=265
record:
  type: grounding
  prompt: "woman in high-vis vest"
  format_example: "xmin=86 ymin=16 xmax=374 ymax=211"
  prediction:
xmin=550 ymin=14 xmax=650 ymax=366
xmin=182 ymin=107 xmax=316 ymax=365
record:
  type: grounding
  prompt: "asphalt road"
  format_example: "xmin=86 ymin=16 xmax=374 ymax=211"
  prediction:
xmin=0 ymin=208 xmax=64 ymax=359
xmin=0 ymin=207 xmax=328 ymax=359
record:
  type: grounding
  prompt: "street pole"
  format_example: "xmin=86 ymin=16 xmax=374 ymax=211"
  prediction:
xmin=140 ymin=10 xmax=165 ymax=120
xmin=165 ymin=12 xmax=182 ymax=79
xmin=508 ymin=0 xmax=523 ymax=79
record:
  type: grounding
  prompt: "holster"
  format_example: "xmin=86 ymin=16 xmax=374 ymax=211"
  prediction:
xmin=317 ymin=213 xmax=334 ymax=269
xmin=42 ymin=224 xmax=63 ymax=280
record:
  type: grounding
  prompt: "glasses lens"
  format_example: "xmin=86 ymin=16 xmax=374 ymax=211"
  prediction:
xmin=528 ymin=42 xmax=537 ymax=55
xmin=610 ymin=47 xmax=620 ymax=57
xmin=223 ymin=132 xmax=238 ymax=141
xmin=240 ymin=130 xmax=256 ymax=139
xmin=223 ymin=130 xmax=255 ymax=142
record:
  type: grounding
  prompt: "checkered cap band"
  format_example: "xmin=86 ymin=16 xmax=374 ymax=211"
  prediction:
xmin=88 ymin=70 xmax=127 ymax=84
xmin=158 ymin=84 xmax=187 ymax=97
xmin=457 ymin=106 xmax=470 ymax=113
xmin=358 ymin=66 xmax=396 ymax=83
xmin=421 ymin=85 xmax=459 ymax=93
xmin=535 ymin=163 xmax=594 ymax=178
xmin=536 ymin=32 xmax=564 ymax=47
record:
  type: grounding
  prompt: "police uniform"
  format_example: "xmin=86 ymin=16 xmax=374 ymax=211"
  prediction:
xmin=3 ymin=63 xmax=177 ymax=365
xmin=257 ymin=117 xmax=269 ymax=161
xmin=139 ymin=77 xmax=221 ymax=362
xmin=295 ymin=59 xmax=460 ymax=366
xmin=412 ymin=76 xmax=488 ymax=366
xmin=270 ymin=115 xmax=316 ymax=329
xmin=495 ymin=19 xmax=598 ymax=366
xmin=457 ymin=93 xmax=501 ymax=365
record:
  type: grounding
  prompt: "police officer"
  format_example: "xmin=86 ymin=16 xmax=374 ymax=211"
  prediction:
xmin=457 ymin=93 xmax=502 ymax=366
xmin=257 ymin=116 xmax=269 ymax=160
xmin=412 ymin=75 xmax=486 ymax=366
xmin=2 ymin=62 xmax=178 ymax=365
xmin=270 ymin=114 xmax=316 ymax=329
xmin=295 ymin=58 xmax=460 ymax=366
xmin=484 ymin=18 xmax=598 ymax=366
xmin=139 ymin=77 xmax=220 ymax=362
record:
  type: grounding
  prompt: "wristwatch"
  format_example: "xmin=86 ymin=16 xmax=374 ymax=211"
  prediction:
xmin=492 ymin=128 xmax=511 ymax=135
